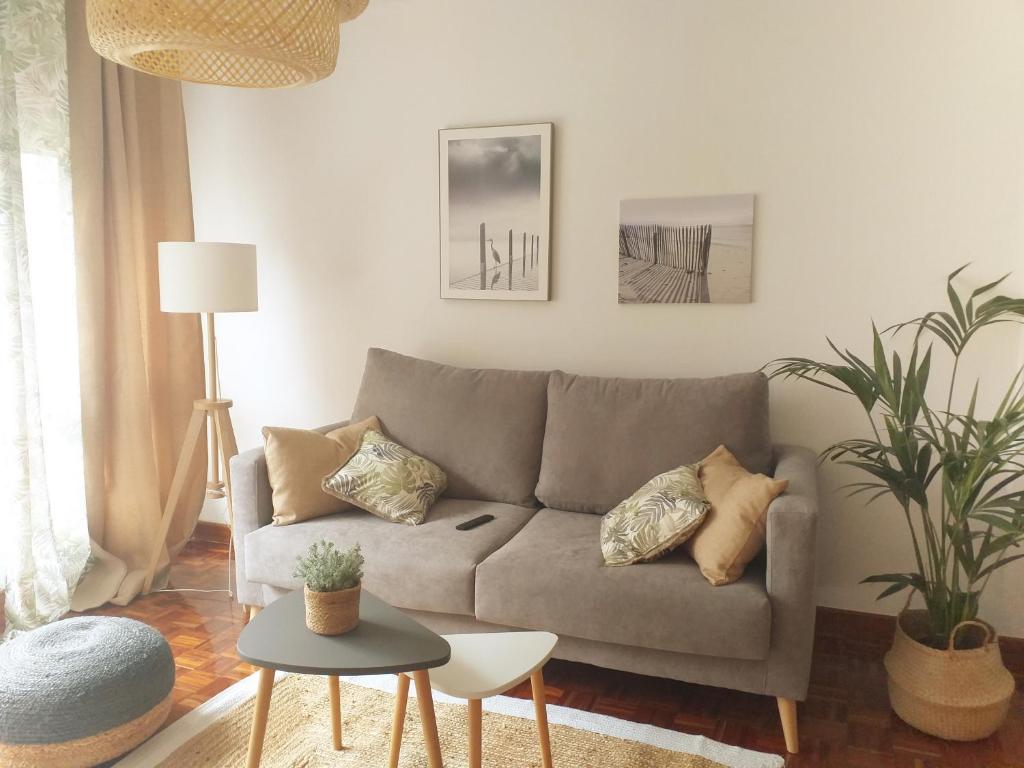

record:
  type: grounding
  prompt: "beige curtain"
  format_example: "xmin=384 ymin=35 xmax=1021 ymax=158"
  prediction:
xmin=66 ymin=2 xmax=207 ymax=606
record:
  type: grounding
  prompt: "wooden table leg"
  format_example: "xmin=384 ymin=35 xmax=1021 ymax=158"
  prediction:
xmin=328 ymin=675 xmax=342 ymax=750
xmin=388 ymin=673 xmax=410 ymax=768
xmin=531 ymin=668 xmax=553 ymax=768
xmin=246 ymin=667 xmax=276 ymax=768
xmin=412 ymin=670 xmax=444 ymax=768
xmin=468 ymin=698 xmax=482 ymax=768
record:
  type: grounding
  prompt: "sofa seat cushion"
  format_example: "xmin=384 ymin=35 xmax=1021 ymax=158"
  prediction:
xmin=535 ymin=370 xmax=772 ymax=514
xmin=475 ymin=508 xmax=771 ymax=660
xmin=351 ymin=349 xmax=550 ymax=506
xmin=245 ymin=498 xmax=536 ymax=616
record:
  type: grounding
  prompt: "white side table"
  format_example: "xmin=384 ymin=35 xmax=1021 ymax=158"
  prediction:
xmin=388 ymin=631 xmax=558 ymax=768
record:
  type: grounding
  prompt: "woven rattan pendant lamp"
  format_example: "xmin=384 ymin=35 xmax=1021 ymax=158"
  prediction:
xmin=86 ymin=0 xmax=369 ymax=88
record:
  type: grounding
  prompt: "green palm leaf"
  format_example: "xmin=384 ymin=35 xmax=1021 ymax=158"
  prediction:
xmin=766 ymin=264 xmax=1024 ymax=647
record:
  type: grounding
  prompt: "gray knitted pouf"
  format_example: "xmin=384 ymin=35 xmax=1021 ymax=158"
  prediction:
xmin=0 ymin=616 xmax=175 ymax=768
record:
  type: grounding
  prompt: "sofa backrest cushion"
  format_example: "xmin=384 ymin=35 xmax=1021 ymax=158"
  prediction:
xmin=351 ymin=348 xmax=550 ymax=506
xmin=535 ymin=370 xmax=772 ymax=514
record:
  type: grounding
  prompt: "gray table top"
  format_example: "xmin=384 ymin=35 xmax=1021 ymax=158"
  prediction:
xmin=237 ymin=590 xmax=451 ymax=676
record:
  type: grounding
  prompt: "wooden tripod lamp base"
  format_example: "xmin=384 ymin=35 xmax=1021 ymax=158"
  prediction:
xmin=141 ymin=398 xmax=238 ymax=594
xmin=153 ymin=241 xmax=258 ymax=596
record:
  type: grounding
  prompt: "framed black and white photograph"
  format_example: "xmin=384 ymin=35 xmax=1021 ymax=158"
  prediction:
xmin=618 ymin=194 xmax=754 ymax=304
xmin=439 ymin=123 xmax=552 ymax=300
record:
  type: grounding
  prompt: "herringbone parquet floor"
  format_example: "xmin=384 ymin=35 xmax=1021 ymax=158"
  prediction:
xmin=86 ymin=528 xmax=1023 ymax=768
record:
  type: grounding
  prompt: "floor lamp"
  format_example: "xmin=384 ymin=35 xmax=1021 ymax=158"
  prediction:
xmin=142 ymin=242 xmax=258 ymax=595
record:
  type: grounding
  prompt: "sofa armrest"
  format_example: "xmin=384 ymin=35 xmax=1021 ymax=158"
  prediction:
xmin=230 ymin=419 xmax=351 ymax=607
xmin=230 ymin=447 xmax=274 ymax=606
xmin=763 ymin=443 xmax=820 ymax=700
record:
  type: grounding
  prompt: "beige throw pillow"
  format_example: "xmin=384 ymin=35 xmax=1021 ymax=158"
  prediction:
xmin=600 ymin=464 xmax=710 ymax=566
xmin=685 ymin=445 xmax=788 ymax=585
xmin=263 ymin=416 xmax=381 ymax=526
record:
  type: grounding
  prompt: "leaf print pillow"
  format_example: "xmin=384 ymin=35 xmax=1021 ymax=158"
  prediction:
xmin=600 ymin=464 xmax=710 ymax=566
xmin=322 ymin=430 xmax=448 ymax=525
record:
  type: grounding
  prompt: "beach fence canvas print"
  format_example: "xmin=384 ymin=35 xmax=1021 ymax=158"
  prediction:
xmin=439 ymin=123 xmax=551 ymax=300
xmin=618 ymin=194 xmax=754 ymax=304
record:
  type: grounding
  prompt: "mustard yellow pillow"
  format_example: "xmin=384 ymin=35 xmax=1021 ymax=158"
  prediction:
xmin=685 ymin=445 xmax=788 ymax=585
xmin=263 ymin=416 xmax=381 ymax=526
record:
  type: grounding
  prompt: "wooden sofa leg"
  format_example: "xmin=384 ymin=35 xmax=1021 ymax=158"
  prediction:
xmin=776 ymin=697 xmax=799 ymax=754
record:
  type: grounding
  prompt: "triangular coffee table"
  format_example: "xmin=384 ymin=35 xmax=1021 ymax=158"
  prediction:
xmin=389 ymin=631 xmax=558 ymax=768
xmin=237 ymin=589 xmax=451 ymax=768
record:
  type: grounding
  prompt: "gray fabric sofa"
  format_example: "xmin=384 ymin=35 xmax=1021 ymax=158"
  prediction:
xmin=231 ymin=348 xmax=819 ymax=753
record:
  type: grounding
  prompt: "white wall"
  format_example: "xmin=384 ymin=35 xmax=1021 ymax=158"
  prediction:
xmin=184 ymin=0 xmax=1024 ymax=635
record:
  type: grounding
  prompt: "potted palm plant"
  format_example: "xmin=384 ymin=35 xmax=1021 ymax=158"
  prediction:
xmin=767 ymin=266 xmax=1019 ymax=740
xmin=294 ymin=540 xmax=364 ymax=636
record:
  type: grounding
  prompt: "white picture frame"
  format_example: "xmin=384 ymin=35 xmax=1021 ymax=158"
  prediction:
xmin=439 ymin=123 xmax=552 ymax=300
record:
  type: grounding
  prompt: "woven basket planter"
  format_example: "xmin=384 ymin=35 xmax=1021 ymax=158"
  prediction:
xmin=884 ymin=610 xmax=1014 ymax=741
xmin=304 ymin=584 xmax=360 ymax=636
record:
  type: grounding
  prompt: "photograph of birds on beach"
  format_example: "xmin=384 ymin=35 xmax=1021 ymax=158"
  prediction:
xmin=618 ymin=194 xmax=754 ymax=304
xmin=439 ymin=123 xmax=551 ymax=300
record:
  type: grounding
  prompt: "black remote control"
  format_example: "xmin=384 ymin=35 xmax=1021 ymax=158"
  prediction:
xmin=456 ymin=514 xmax=495 ymax=531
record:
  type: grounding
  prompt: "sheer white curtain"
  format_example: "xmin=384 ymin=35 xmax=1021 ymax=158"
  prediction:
xmin=0 ymin=0 xmax=90 ymax=632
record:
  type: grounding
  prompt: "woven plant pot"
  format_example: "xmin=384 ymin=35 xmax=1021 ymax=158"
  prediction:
xmin=304 ymin=584 xmax=360 ymax=636
xmin=884 ymin=609 xmax=1014 ymax=741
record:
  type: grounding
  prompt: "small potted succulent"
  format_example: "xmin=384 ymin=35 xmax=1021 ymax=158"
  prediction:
xmin=293 ymin=540 xmax=364 ymax=636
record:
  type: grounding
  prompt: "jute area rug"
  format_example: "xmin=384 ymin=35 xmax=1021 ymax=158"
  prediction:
xmin=117 ymin=672 xmax=785 ymax=768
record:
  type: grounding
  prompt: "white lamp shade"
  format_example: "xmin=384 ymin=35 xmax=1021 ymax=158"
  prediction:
xmin=159 ymin=242 xmax=258 ymax=313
